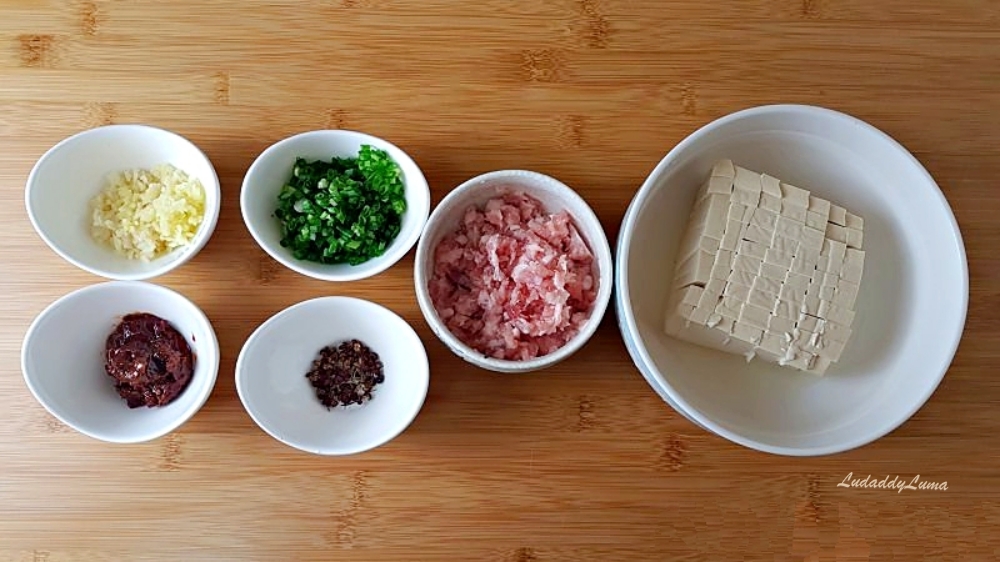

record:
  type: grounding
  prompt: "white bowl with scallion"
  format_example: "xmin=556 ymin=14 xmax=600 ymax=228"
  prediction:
xmin=240 ymin=130 xmax=430 ymax=282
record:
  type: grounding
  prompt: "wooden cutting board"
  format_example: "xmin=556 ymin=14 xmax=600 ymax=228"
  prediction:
xmin=2 ymin=1 xmax=999 ymax=560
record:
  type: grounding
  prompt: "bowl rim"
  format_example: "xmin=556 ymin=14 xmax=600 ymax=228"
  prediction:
xmin=20 ymin=280 xmax=221 ymax=444
xmin=239 ymin=129 xmax=430 ymax=282
xmin=23 ymin=123 xmax=222 ymax=282
xmin=234 ymin=295 xmax=430 ymax=455
xmin=413 ymin=169 xmax=614 ymax=373
xmin=615 ymin=103 xmax=969 ymax=456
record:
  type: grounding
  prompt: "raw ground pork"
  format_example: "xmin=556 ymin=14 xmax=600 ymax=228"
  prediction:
xmin=429 ymin=191 xmax=598 ymax=360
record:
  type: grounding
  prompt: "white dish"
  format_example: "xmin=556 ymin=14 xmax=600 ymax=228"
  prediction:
xmin=616 ymin=104 xmax=968 ymax=455
xmin=25 ymin=124 xmax=221 ymax=281
xmin=21 ymin=281 xmax=220 ymax=443
xmin=413 ymin=170 xmax=613 ymax=373
xmin=240 ymin=130 xmax=430 ymax=282
xmin=235 ymin=296 xmax=429 ymax=455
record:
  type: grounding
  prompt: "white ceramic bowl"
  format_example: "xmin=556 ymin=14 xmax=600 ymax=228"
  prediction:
xmin=236 ymin=296 xmax=429 ymax=455
xmin=617 ymin=104 xmax=968 ymax=456
xmin=240 ymin=130 xmax=430 ymax=282
xmin=414 ymin=170 xmax=613 ymax=373
xmin=21 ymin=281 xmax=220 ymax=443
xmin=25 ymin=124 xmax=221 ymax=281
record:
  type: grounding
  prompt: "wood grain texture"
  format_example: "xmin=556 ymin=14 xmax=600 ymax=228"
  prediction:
xmin=2 ymin=1 xmax=1000 ymax=560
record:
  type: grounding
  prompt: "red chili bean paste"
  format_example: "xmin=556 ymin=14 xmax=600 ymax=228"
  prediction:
xmin=105 ymin=312 xmax=194 ymax=408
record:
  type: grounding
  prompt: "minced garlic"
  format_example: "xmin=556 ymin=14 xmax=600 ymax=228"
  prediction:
xmin=89 ymin=163 xmax=205 ymax=261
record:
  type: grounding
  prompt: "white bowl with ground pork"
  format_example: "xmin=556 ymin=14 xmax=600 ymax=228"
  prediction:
xmin=25 ymin=124 xmax=221 ymax=281
xmin=414 ymin=170 xmax=613 ymax=374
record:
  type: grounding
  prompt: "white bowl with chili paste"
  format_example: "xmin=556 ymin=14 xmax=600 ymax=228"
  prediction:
xmin=414 ymin=170 xmax=613 ymax=373
xmin=20 ymin=281 xmax=220 ymax=444
xmin=235 ymin=296 xmax=430 ymax=455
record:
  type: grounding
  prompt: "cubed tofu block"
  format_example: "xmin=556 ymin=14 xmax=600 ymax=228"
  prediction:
xmin=829 ymin=204 xmax=847 ymax=226
xmin=764 ymin=248 xmax=794 ymax=269
xmin=712 ymin=159 xmax=736 ymax=178
xmin=705 ymin=175 xmax=734 ymax=197
xmin=760 ymin=262 xmax=787 ymax=281
xmin=733 ymin=167 xmax=762 ymax=206
xmin=845 ymin=212 xmax=864 ymax=229
xmin=752 ymin=275 xmax=783 ymax=296
xmin=779 ymin=283 xmax=807 ymax=303
xmin=805 ymin=210 xmax=827 ymax=230
xmin=751 ymin=207 xmax=778 ymax=230
xmin=759 ymin=193 xmax=781 ymax=212
xmin=780 ymin=202 xmax=808 ymax=222
xmin=770 ymin=234 xmax=798 ymax=254
xmin=797 ymin=314 xmax=820 ymax=332
xmin=760 ymin=174 xmax=782 ymax=198
xmin=775 ymin=216 xmax=804 ymax=239
xmin=767 ymin=314 xmax=796 ymax=334
xmin=825 ymin=223 xmax=848 ymax=244
xmin=732 ymin=254 xmax=762 ymax=275
xmin=674 ymin=249 xmax=713 ymax=287
xmin=759 ymin=332 xmax=785 ymax=357
xmin=732 ymin=322 xmax=763 ymax=344
xmin=846 ymin=227 xmax=863 ymax=249
xmin=679 ymin=285 xmax=704 ymax=306
xmin=780 ymin=182 xmax=810 ymax=208
xmin=737 ymin=239 xmax=767 ymax=260
xmin=800 ymin=226 xmax=825 ymax=250
xmin=747 ymin=288 xmax=778 ymax=311
xmin=832 ymin=280 xmax=860 ymax=307
xmin=724 ymin=282 xmax=751 ymax=301
xmin=739 ymin=303 xmax=771 ymax=329
xmin=818 ymin=285 xmax=836 ymax=300
xmin=808 ymin=195 xmax=831 ymax=215
xmin=784 ymin=271 xmax=811 ymax=291
xmin=790 ymin=254 xmax=817 ymax=277
xmin=743 ymin=223 xmax=773 ymax=244
xmin=720 ymin=219 xmax=742 ymax=251
xmin=664 ymin=160 xmax=865 ymax=375
xmin=773 ymin=299 xmax=798 ymax=320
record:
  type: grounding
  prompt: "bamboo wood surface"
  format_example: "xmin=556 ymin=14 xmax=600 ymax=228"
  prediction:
xmin=2 ymin=1 xmax=1000 ymax=560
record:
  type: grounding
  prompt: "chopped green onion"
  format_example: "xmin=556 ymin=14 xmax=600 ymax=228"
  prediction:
xmin=273 ymin=145 xmax=406 ymax=265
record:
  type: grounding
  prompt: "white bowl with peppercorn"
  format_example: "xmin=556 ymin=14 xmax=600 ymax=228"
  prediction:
xmin=235 ymin=296 xmax=430 ymax=455
xmin=20 ymin=281 xmax=220 ymax=443
xmin=240 ymin=130 xmax=430 ymax=282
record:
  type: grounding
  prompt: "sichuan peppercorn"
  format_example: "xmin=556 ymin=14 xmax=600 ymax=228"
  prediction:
xmin=305 ymin=339 xmax=384 ymax=408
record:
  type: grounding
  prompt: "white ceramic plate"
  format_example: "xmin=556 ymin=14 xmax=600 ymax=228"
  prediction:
xmin=616 ymin=104 xmax=968 ymax=455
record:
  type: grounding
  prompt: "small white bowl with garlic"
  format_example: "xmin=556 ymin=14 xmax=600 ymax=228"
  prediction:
xmin=25 ymin=124 xmax=221 ymax=280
